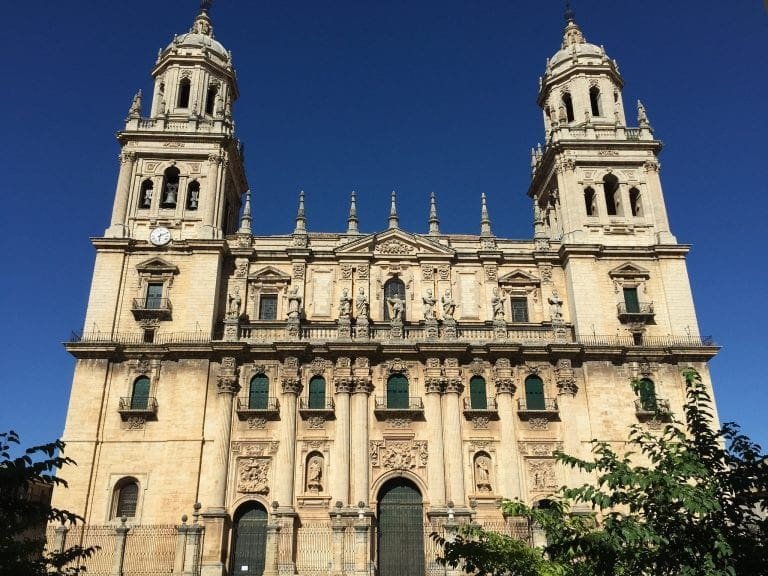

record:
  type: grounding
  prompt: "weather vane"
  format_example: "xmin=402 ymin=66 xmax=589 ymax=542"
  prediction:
xmin=201 ymin=0 xmax=213 ymax=13
xmin=564 ymin=0 xmax=575 ymax=23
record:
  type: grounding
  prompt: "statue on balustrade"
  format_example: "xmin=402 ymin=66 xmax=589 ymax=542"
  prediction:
xmin=287 ymin=286 xmax=303 ymax=320
xmin=422 ymin=289 xmax=437 ymax=320
xmin=441 ymin=290 xmax=456 ymax=319
xmin=339 ymin=288 xmax=352 ymax=318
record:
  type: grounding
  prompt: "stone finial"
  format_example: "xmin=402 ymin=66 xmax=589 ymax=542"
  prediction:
xmin=530 ymin=148 xmax=537 ymax=169
xmin=388 ymin=191 xmax=399 ymax=230
xmin=129 ymin=90 xmax=142 ymax=117
xmin=637 ymin=100 xmax=650 ymax=128
xmin=480 ymin=193 xmax=492 ymax=237
xmin=238 ymin=189 xmax=252 ymax=234
xmin=294 ymin=190 xmax=307 ymax=234
xmin=191 ymin=2 xmax=214 ymax=36
xmin=428 ymin=192 xmax=440 ymax=235
xmin=347 ymin=191 xmax=359 ymax=234
xmin=200 ymin=0 xmax=213 ymax=13
xmin=561 ymin=2 xmax=586 ymax=49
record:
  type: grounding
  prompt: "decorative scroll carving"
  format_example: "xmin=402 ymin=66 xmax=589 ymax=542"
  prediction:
xmin=235 ymin=260 xmax=249 ymax=278
xmin=340 ymin=264 xmax=353 ymax=279
xmin=217 ymin=357 xmax=239 ymax=395
xmin=539 ymin=264 xmax=553 ymax=283
xmin=308 ymin=357 xmax=328 ymax=376
xmin=385 ymin=358 xmax=408 ymax=374
xmin=484 ymin=265 xmax=497 ymax=281
xmin=421 ymin=265 xmax=434 ymax=280
xmin=494 ymin=378 xmax=516 ymax=395
xmin=377 ymin=239 xmax=414 ymax=255
xmin=555 ymin=359 xmax=578 ymax=396
xmin=444 ymin=378 xmax=464 ymax=394
xmin=425 ymin=378 xmax=443 ymax=394
xmin=333 ymin=377 xmax=353 ymax=395
xmin=237 ymin=458 xmax=271 ymax=494
xmin=336 ymin=357 xmax=351 ymax=369
xmin=356 ymin=265 xmax=369 ymax=280
xmin=247 ymin=417 xmax=267 ymax=430
xmin=519 ymin=442 xmax=563 ymax=457
xmin=528 ymin=418 xmax=549 ymax=431
xmin=281 ymin=378 xmax=303 ymax=395
xmin=292 ymin=263 xmax=306 ymax=279
xmin=306 ymin=416 xmax=325 ymax=430
xmin=232 ymin=441 xmax=279 ymax=456
xmin=370 ymin=440 xmax=428 ymax=470
xmin=438 ymin=265 xmax=450 ymax=280
xmin=495 ymin=358 xmax=511 ymax=370
xmin=471 ymin=416 xmax=490 ymax=430
xmin=353 ymin=378 xmax=373 ymax=395
xmin=468 ymin=358 xmax=485 ymax=376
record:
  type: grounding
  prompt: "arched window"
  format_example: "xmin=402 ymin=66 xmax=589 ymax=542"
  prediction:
xmin=561 ymin=93 xmax=574 ymax=122
xmin=131 ymin=376 xmax=150 ymax=410
xmin=602 ymin=174 xmax=620 ymax=216
xmin=383 ymin=277 xmax=406 ymax=321
xmin=584 ymin=187 xmax=597 ymax=216
xmin=161 ymin=167 xmax=180 ymax=208
xmin=637 ymin=378 xmax=657 ymax=412
xmin=205 ymin=85 xmax=218 ymax=115
xmin=386 ymin=374 xmax=409 ymax=409
xmin=469 ymin=376 xmax=488 ymax=410
xmin=112 ymin=478 xmax=139 ymax=519
xmin=139 ymin=179 xmax=154 ymax=209
xmin=589 ymin=86 xmax=602 ymax=117
xmin=249 ymin=374 xmax=269 ymax=409
xmin=629 ymin=187 xmax=642 ymax=217
xmin=524 ymin=375 xmax=545 ymax=410
xmin=308 ymin=376 xmax=326 ymax=409
xmin=177 ymin=77 xmax=191 ymax=109
xmin=186 ymin=180 xmax=200 ymax=210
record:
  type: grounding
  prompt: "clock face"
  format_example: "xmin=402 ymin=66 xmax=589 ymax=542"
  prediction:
xmin=149 ymin=227 xmax=171 ymax=246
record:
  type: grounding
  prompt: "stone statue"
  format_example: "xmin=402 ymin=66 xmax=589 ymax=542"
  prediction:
xmin=307 ymin=457 xmax=323 ymax=493
xmin=388 ymin=293 xmax=404 ymax=322
xmin=339 ymin=288 xmax=352 ymax=318
xmin=227 ymin=289 xmax=241 ymax=318
xmin=355 ymin=288 xmax=369 ymax=318
xmin=548 ymin=290 xmax=564 ymax=322
xmin=441 ymin=290 xmax=456 ymax=319
xmin=491 ymin=288 xmax=505 ymax=320
xmin=422 ymin=289 xmax=436 ymax=320
xmin=475 ymin=456 xmax=491 ymax=492
xmin=287 ymin=286 xmax=303 ymax=320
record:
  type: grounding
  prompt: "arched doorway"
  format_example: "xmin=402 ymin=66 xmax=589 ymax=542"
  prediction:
xmin=230 ymin=502 xmax=267 ymax=576
xmin=377 ymin=478 xmax=424 ymax=576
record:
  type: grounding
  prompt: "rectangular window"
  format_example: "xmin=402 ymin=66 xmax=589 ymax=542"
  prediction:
xmin=146 ymin=283 xmax=163 ymax=309
xmin=510 ymin=297 xmax=529 ymax=323
xmin=623 ymin=287 xmax=640 ymax=314
xmin=258 ymin=294 xmax=278 ymax=320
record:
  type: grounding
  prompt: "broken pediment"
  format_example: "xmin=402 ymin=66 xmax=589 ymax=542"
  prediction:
xmin=608 ymin=262 xmax=651 ymax=279
xmin=135 ymin=257 xmax=179 ymax=275
xmin=335 ymin=229 xmax=455 ymax=258
xmin=498 ymin=269 xmax=541 ymax=286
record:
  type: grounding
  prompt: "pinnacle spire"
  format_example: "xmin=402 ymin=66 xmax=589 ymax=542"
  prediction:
xmin=561 ymin=1 xmax=586 ymax=48
xmin=200 ymin=0 xmax=213 ymax=13
xmin=480 ymin=193 xmax=493 ymax=237
xmin=347 ymin=191 xmax=360 ymax=234
xmin=294 ymin=190 xmax=307 ymax=234
xmin=388 ymin=191 xmax=399 ymax=229
xmin=428 ymin=192 xmax=440 ymax=234
xmin=564 ymin=0 xmax=575 ymax=23
xmin=238 ymin=189 xmax=252 ymax=234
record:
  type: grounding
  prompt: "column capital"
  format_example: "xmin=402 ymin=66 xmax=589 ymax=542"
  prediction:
xmin=444 ymin=378 xmax=464 ymax=395
xmin=425 ymin=377 xmax=444 ymax=394
xmin=281 ymin=377 xmax=303 ymax=395
xmin=494 ymin=378 xmax=516 ymax=395
xmin=352 ymin=377 xmax=373 ymax=395
xmin=334 ymin=377 xmax=354 ymax=395
xmin=217 ymin=356 xmax=240 ymax=395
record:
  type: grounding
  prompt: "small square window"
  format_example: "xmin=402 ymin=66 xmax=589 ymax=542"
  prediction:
xmin=259 ymin=294 xmax=278 ymax=320
xmin=510 ymin=297 xmax=529 ymax=323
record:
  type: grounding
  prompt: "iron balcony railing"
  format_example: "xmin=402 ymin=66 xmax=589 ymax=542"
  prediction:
xmin=299 ymin=398 xmax=335 ymax=411
xmin=462 ymin=397 xmax=498 ymax=411
xmin=67 ymin=331 xmax=210 ymax=345
xmin=374 ymin=396 xmax=424 ymax=411
xmin=118 ymin=397 xmax=158 ymax=414
xmin=617 ymin=301 xmax=654 ymax=317
xmin=635 ymin=397 xmax=671 ymax=416
xmin=517 ymin=397 xmax=558 ymax=412
xmin=236 ymin=396 xmax=280 ymax=412
xmin=132 ymin=298 xmax=172 ymax=312
xmin=575 ymin=334 xmax=715 ymax=347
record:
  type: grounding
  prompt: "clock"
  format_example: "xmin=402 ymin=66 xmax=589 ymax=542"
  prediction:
xmin=149 ymin=227 xmax=171 ymax=246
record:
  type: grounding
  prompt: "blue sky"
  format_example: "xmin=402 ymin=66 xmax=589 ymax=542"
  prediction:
xmin=1 ymin=1 xmax=766 ymax=450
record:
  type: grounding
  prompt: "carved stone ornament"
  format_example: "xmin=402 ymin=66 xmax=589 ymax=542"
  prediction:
xmin=444 ymin=378 xmax=464 ymax=395
xmin=353 ymin=378 xmax=373 ymax=395
xmin=444 ymin=358 xmax=460 ymax=369
xmin=217 ymin=357 xmax=240 ymax=395
xmin=528 ymin=460 xmax=557 ymax=491
xmin=519 ymin=442 xmax=563 ymax=457
xmin=638 ymin=361 xmax=653 ymax=377
xmin=425 ymin=358 xmax=440 ymax=369
xmin=336 ymin=357 xmax=352 ymax=369
xmin=494 ymin=378 xmax=516 ymax=395
xmin=425 ymin=378 xmax=444 ymax=394
xmin=357 ymin=265 xmax=369 ymax=280
xmin=252 ymin=364 xmax=268 ymax=376
xmin=438 ymin=265 xmax=450 ymax=280
xmin=480 ymin=237 xmax=497 ymax=250
xmin=308 ymin=357 xmax=328 ymax=376
xmin=386 ymin=358 xmax=408 ymax=374
xmin=306 ymin=416 xmax=325 ymax=430
xmin=125 ymin=416 xmax=146 ymax=431
xmin=528 ymin=418 xmax=549 ymax=431
xmin=281 ymin=378 xmax=303 ymax=395
xmin=540 ymin=264 xmax=553 ymax=283
xmin=495 ymin=358 xmax=512 ymax=370
xmin=421 ymin=265 xmax=434 ymax=280
xmin=555 ymin=359 xmax=578 ymax=396
xmin=471 ymin=416 xmax=490 ymax=430
xmin=334 ymin=377 xmax=354 ymax=395
xmin=292 ymin=263 xmax=306 ymax=279
xmin=370 ymin=440 xmax=428 ymax=470
xmin=232 ymin=441 xmax=279 ymax=456
xmin=235 ymin=260 xmax=249 ymax=278
xmin=377 ymin=239 xmax=415 ymax=255
xmin=384 ymin=417 xmax=411 ymax=429
xmin=354 ymin=357 xmax=370 ymax=369
xmin=237 ymin=457 xmax=271 ymax=494
xmin=291 ymin=235 xmax=309 ymax=248
xmin=340 ymin=264 xmax=353 ymax=279
xmin=247 ymin=417 xmax=267 ymax=430
xmin=284 ymin=357 xmax=299 ymax=370
xmin=468 ymin=358 xmax=485 ymax=376
xmin=484 ymin=265 xmax=498 ymax=281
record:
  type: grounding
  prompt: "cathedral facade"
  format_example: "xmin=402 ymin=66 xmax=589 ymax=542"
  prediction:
xmin=51 ymin=4 xmax=718 ymax=576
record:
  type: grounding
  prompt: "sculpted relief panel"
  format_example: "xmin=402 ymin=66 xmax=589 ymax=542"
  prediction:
xmin=370 ymin=440 xmax=428 ymax=471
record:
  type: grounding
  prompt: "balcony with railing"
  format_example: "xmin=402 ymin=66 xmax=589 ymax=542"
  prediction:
xmin=634 ymin=397 xmax=671 ymax=421
xmin=617 ymin=301 xmax=654 ymax=323
xmin=118 ymin=397 xmax=158 ymax=420
xmin=131 ymin=298 xmax=172 ymax=320
xmin=298 ymin=397 xmax=335 ymax=419
xmin=235 ymin=396 xmax=280 ymax=420
xmin=462 ymin=396 xmax=499 ymax=419
xmin=517 ymin=397 xmax=559 ymax=419
xmin=374 ymin=396 xmax=424 ymax=419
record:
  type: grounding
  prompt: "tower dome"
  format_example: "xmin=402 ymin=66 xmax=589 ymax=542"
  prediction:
xmin=162 ymin=7 xmax=230 ymax=65
xmin=547 ymin=18 xmax=608 ymax=73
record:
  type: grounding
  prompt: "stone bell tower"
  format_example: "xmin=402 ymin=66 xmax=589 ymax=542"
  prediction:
xmin=529 ymin=9 xmax=675 ymax=247
xmin=105 ymin=1 xmax=247 ymax=242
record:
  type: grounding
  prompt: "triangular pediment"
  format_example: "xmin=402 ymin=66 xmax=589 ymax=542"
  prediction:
xmin=498 ymin=269 xmax=540 ymax=285
xmin=249 ymin=265 xmax=291 ymax=282
xmin=609 ymin=262 xmax=651 ymax=279
xmin=135 ymin=257 xmax=179 ymax=274
xmin=336 ymin=228 xmax=455 ymax=257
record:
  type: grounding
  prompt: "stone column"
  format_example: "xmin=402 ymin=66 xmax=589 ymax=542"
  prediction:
xmin=200 ymin=360 xmax=239 ymax=576
xmin=202 ymin=154 xmax=222 ymax=237
xmin=173 ymin=518 xmax=189 ymax=576
xmin=441 ymin=359 xmax=465 ymax=507
xmin=350 ymin=362 xmax=372 ymax=507
xmin=106 ymin=151 xmax=136 ymax=237
xmin=110 ymin=517 xmax=130 ymax=576
xmin=331 ymin=508 xmax=345 ymax=575
xmin=275 ymin=358 xmax=302 ymax=511
xmin=424 ymin=360 xmax=446 ymax=508
xmin=494 ymin=359 xmax=521 ymax=497
xmin=263 ymin=521 xmax=280 ymax=576
xmin=354 ymin=516 xmax=372 ymax=576
xmin=331 ymin=363 xmax=353 ymax=505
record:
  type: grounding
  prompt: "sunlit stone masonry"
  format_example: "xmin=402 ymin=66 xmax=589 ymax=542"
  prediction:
xmin=50 ymin=3 xmax=718 ymax=576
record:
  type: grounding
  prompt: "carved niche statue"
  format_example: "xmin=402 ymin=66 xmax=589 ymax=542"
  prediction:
xmin=306 ymin=455 xmax=324 ymax=493
xmin=355 ymin=287 xmax=369 ymax=318
xmin=388 ymin=293 xmax=405 ymax=322
xmin=287 ymin=286 xmax=303 ymax=320
xmin=491 ymin=288 xmax=505 ymax=320
xmin=548 ymin=290 xmax=564 ymax=322
xmin=441 ymin=290 xmax=456 ymax=319
xmin=338 ymin=288 xmax=352 ymax=318
xmin=475 ymin=455 xmax=492 ymax=493
xmin=227 ymin=289 xmax=241 ymax=319
xmin=422 ymin=289 xmax=437 ymax=320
